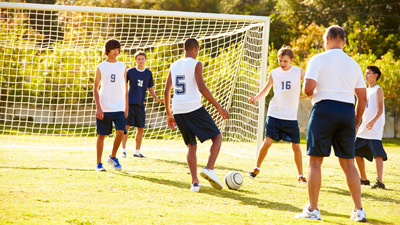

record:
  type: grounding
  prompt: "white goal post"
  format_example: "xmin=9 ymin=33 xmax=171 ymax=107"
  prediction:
xmin=0 ymin=2 xmax=269 ymax=157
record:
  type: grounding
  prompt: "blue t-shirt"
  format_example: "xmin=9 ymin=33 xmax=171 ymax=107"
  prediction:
xmin=126 ymin=67 xmax=154 ymax=106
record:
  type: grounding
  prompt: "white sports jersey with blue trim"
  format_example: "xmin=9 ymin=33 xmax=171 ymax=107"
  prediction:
xmin=267 ymin=66 xmax=301 ymax=120
xmin=170 ymin=57 xmax=202 ymax=114
xmin=357 ymin=85 xmax=385 ymax=140
xmin=98 ymin=60 xmax=126 ymax=112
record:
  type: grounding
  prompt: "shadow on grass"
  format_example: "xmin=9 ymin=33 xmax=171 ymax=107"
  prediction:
xmin=325 ymin=186 xmax=400 ymax=204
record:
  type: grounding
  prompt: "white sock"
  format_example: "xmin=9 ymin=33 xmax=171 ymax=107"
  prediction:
xmin=135 ymin=150 xmax=141 ymax=155
xmin=298 ymin=175 xmax=304 ymax=178
xmin=254 ymin=167 xmax=260 ymax=171
xmin=122 ymin=148 xmax=126 ymax=153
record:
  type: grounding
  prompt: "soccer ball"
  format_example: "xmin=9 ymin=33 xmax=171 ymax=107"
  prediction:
xmin=224 ymin=171 xmax=243 ymax=190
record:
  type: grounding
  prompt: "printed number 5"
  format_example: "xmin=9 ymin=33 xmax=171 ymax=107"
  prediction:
xmin=111 ymin=74 xmax=116 ymax=82
xmin=175 ymin=75 xmax=186 ymax=95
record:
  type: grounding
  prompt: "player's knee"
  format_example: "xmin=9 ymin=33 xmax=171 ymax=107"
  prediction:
xmin=264 ymin=137 xmax=273 ymax=147
xmin=97 ymin=134 xmax=106 ymax=141
xmin=212 ymin=133 xmax=222 ymax=143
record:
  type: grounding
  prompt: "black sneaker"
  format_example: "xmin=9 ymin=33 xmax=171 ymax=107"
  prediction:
xmin=371 ymin=179 xmax=385 ymax=189
xmin=133 ymin=153 xmax=145 ymax=158
xmin=360 ymin=179 xmax=370 ymax=185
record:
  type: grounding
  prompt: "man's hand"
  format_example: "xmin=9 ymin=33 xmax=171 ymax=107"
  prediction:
xmin=366 ymin=120 xmax=376 ymax=130
xmin=167 ymin=114 xmax=176 ymax=129
xmin=124 ymin=107 xmax=128 ymax=118
xmin=96 ymin=108 xmax=104 ymax=120
xmin=248 ymin=95 xmax=257 ymax=105
xmin=156 ymin=98 xmax=164 ymax=103
xmin=217 ymin=107 xmax=229 ymax=120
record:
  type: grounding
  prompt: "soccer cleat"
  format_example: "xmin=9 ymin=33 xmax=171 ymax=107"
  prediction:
xmin=95 ymin=163 xmax=106 ymax=172
xmin=247 ymin=168 xmax=260 ymax=179
xmin=360 ymin=179 xmax=370 ymax=185
xmin=371 ymin=179 xmax=385 ymax=189
xmin=121 ymin=152 xmax=127 ymax=158
xmin=295 ymin=205 xmax=321 ymax=220
xmin=350 ymin=208 xmax=367 ymax=222
xmin=190 ymin=183 xmax=201 ymax=192
xmin=200 ymin=167 xmax=223 ymax=190
xmin=298 ymin=176 xmax=307 ymax=184
xmin=107 ymin=156 xmax=122 ymax=171
xmin=133 ymin=153 xmax=145 ymax=158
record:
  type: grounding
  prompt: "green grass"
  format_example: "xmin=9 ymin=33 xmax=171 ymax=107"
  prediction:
xmin=0 ymin=139 xmax=399 ymax=224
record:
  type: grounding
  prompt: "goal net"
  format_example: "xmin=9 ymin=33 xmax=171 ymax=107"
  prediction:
xmin=0 ymin=2 xmax=269 ymax=157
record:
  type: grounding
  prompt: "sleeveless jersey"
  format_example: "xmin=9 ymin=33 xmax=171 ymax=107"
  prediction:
xmin=170 ymin=57 xmax=202 ymax=114
xmin=267 ymin=66 xmax=301 ymax=120
xmin=357 ymin=85 xmax=385 ymax=140
xmin=98 ymin=60 xmax=126 ymax=112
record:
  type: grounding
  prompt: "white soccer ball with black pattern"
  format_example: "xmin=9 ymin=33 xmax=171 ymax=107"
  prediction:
xmin=224 ymin=171 xmax=243 ymax=190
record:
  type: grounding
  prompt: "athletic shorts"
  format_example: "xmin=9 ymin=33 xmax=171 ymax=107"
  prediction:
xmin=174 ymin=106 xmax=221 ymax=146
xmin=355 ymin=137 xmax=387 ymax=162
xmin=126 ymin=104 xmax=145 ymax=128
xmin=96 ymin=111 xmax=127 ymax=135
xmin=265 ymin=116 xmax=300 ymax=143
xmin=307 ymin=100 xmax=356 ymax=159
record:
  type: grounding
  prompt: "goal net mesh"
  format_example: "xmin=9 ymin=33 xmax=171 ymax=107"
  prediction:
xmin=0 ymin=4 xmax=268 ymax=157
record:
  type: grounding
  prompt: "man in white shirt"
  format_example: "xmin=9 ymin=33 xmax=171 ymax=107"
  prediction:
xmin=295 ymin=25 xmax=368 ymax=222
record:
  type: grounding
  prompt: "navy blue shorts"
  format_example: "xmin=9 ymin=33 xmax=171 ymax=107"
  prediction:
xmin=307 ymin=100 xmax=356 ymax=159
xmin=174 ymin=106 xmax=221 ymax=146
xmin=355 ymin=137 xmax=387 ymax=162
xmin=127 ymin=104 xmax=145 ymax=128
xmin=265 ymin=116 xmax=300 ymax=143
xmin=96 ymin=111 xmax=127 ymax=135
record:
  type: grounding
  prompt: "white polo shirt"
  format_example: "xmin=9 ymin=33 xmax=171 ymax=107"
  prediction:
xmin=305 ymin=49 xmax=366 ymax=105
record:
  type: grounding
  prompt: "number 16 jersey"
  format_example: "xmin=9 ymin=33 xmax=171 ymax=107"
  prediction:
xmin=170 ymin=57 xmax=202 ymax=114
xmin=267 ymin=66 xmax=301 ymax=120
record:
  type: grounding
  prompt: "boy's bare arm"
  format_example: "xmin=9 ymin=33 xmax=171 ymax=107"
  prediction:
xmin=94 ymin=67 xmax=103 ymax=120
xmin=149 ymin=87 xmax=164 ymax=103
xmin=354 ymin=87 xmax=367 ymax=134
xmin=194 ymin=62 xmax=228 ymax=120
xmin=366 ymin=87 xmax=384 ymax=130
xmin=249 ymin=73 xmax=273 ymax=104
xmin=303 ymin=78 xmax=316 ymax=97
xmin=164 ymin=71 xmax=176 ymax=129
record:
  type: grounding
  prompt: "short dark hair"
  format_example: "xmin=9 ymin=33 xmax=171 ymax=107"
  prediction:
xmin=367 ymin=66 xmax=382 ymax=81
xmin=277 ymin=45 xmax=294 ymax=59
xmin=104 ymin=39 xmax=121 ymax=55
xmin=134 ymin=50 xmax=146 ymax=59
xmin=324 ymin=25 xmax=346 ymax=41
xmin=184 ymin=38 xmax=199 ymax=51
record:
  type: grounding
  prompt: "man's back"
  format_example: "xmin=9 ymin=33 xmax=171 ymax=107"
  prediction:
xmin=306 ymin=49 xmax=365 ymax=105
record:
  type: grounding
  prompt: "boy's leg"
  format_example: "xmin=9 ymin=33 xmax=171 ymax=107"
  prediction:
xmin=292 ymin=143 xmax=303 ymax=176
xmin=136 ymin=127 xmax=144 ymax=150
xmin=187 ymin=143 xmax=199 ymax=184
xmin=355 ymin=156 xmax=368 ymax=181
xmin=375 ymin=156 xmax=383 ymax=183
xmin=338 ymin=157 xmax=362 ymax=211
xmin=308 ymin=155 xmax=323 ymax=211
xmin=256 ymin=136 xmax=273 ymax=168
xmin=111 ymin=130 xmax=124 ymax=158
xmin=206 ymin=133 xmax=222 ymax=170
xmin=97 ymin=134 xmax=106 ymax=163
xmin=122 ymin=125 xmax=130 ymax=149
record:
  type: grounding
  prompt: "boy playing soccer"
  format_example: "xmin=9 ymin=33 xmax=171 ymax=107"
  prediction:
xmin=247 ymin=46 xmax=307 ymax=184
xmin=164 ymin=38 xmax=229 ymax=192
xmin=121 ymin=51 xmax=163 ymax=158
xmin=355 ymin=66 xmax=387 ymax=189
xmin=93 ymin=39 xmax=128 ymax=171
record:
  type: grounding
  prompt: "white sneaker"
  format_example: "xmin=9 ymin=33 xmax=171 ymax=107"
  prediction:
xmin=190 ymin=183 xmax=201 ymax=192
xmin=295 ymin=205 xmax=321 ymax=220
xmin=121 ymin=152 xmax=127 ymax=158
xmin=350 ymin=208 xmax=367 ymax=222
xmin=200 ymin=167 xmax=223 ymax=190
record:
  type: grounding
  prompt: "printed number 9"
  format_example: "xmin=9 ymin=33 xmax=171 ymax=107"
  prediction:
xmin=111 ymin=74 xmax=116 ymax=82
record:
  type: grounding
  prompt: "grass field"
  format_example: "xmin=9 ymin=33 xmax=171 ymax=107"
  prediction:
xmin=0 ymin=139 xmax=399 ymax=224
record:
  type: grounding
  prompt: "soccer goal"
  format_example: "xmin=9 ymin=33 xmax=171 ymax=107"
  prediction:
xmin=0 ymin=2 xmax=269 ymax=157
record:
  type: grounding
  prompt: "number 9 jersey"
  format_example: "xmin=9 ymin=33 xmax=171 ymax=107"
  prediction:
xmin=98 ymin=60 xmax=127 ymax=112
xmin=170 ymin=57 xmax=202 ymax=114
xmin=267 ymin=66 xmax=301 ymax=120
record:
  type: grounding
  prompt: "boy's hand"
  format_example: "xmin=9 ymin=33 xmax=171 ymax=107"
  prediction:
xmin=156 ymin=98 xmax=164 ymax=103
xmin=248 ymin=95 xmax=257 ymax=104
xmin=366 ymin=120 xmax=376 ymax=130
xmin=167 ymin=114 xmax=176 ymax=129
xmin=218 ymin=107 xmax=229 ymax=120
xmin=96 ymin=108 xmax=104 ymax=120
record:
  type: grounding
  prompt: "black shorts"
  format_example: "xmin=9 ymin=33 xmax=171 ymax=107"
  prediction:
xmin=307 ymin=100 xmax=356 ymax=159
xmin=96 ymin=111 xmax=127 ymax=135
xmin=265 ymin=116 xmax=300 ymax=143
xmin=174 ymin=106 xmax=221 ymax=146
xmin=355 ymin=137 xmax=387 ymax=162
xmin=126 ymin=104 xmax=145 ymax=128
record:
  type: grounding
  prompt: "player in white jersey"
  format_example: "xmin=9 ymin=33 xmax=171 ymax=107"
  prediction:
xmin=355 ymin=66 xmax=387 ymax=189
xmin=247 ymin=46 xmax=307 ymax=184
xmin=164 ymin=38 xmax=228 ymax=192
xmin=93 ymin=39 xmax=128 ymax=172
